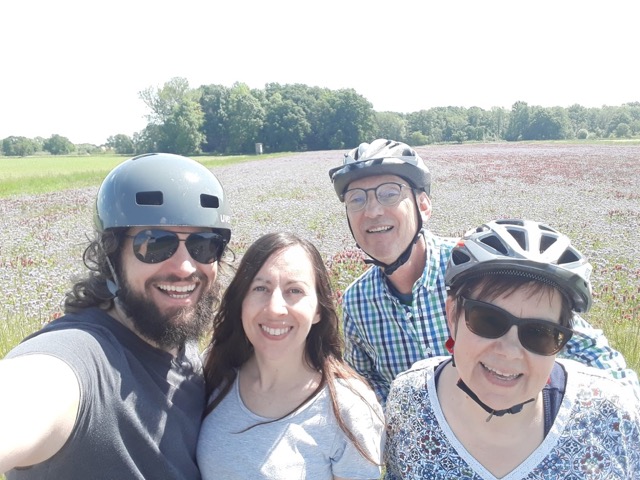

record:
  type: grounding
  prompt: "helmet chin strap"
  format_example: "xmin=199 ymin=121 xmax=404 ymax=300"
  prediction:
xmin=105 ymin=256 xmax=121 ymax=298
xmin=363 ymin=230 xmax=422 ymax=275
xmin=456 ymin=376 xmax=535 ymax=422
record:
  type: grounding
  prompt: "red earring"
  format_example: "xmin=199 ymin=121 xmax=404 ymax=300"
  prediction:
xmin=445 ymin=336 xmax=456 ymax=367
xmin=445 ymin=337 xmax=455 ymax=354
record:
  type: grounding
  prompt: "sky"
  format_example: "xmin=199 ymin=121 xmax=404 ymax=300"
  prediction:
xmin=1 ymin=0 xmax=638 ymax=146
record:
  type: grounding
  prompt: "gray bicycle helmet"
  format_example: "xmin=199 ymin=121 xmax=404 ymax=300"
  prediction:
xmin=328 ymin=138 xmax=431 ymax=200
xmin=95 ymin=153 xmax=231 ymax=243
xmin=445 ymin=219 xmax=592 ymax=312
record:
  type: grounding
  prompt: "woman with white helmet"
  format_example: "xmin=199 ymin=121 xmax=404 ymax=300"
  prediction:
xmin=384 ymin=219 xmax=640 ymax=479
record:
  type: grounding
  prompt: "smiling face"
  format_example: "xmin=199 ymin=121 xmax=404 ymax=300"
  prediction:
xmin=345 ymin=174 xmax=431 ymax=265
xmin=241 ymin=245 xmax=321 ymax=363
xmin=116 ymin=226 xmax=219 ymax=350
xmin=446 ymin=286 xmax=562 ymax=412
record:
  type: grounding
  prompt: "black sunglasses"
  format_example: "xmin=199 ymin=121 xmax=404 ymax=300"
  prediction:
xmin=461 ymin=297 xmax=573 ymax=356
xmin=126 ymin=229 xmax=226 ymax=264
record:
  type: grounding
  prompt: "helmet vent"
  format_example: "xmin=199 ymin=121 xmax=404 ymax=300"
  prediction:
xmin=200 ymin=194 xmax=220 ymax=209
xmin=496 ymin=219 xmax=524 ymax=226
xmin=136 ymin=191 xmax=163 ymax=206
xmin=558 ymin=249 xmax=580 ymax=264
xmin=452 ymin=250 xmax=471 ymax=265
xmin=507 ymin=229 xmax=527 ymax=250
xmin=540 ymin=234 xmax=557 ymax=253
xmin=481 ymin=235 xmax=508 ymax=254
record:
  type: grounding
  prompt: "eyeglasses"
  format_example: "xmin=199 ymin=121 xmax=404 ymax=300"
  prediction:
xmin=461 ymin=297 xmax=573 ymax=356
xmin=343 ymin=182 xmax=410 ymax=212
xmin=126 ymin=229 xmax=226 ymax=264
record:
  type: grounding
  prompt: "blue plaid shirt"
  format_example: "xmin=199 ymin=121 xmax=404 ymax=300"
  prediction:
xmin=342 ymin=230 xmax=640 ymax=405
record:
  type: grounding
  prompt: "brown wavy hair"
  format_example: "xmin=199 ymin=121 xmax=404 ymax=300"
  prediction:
xmin=64 ymin=229 xmax=127 ymax=313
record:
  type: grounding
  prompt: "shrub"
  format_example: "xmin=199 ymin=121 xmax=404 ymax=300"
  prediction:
xmin=577 ymin=128 xmax=589 ymax=140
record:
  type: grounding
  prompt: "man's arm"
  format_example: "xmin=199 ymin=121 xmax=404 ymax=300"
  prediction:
xmin=561 ymin=313 xmax=639 ymax=398
xmin=0 ymin=354 xmax=80 ymax=473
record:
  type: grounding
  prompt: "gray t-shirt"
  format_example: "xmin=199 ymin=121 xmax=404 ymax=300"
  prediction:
xmin=197 ymin=373 xmax=384 ymax=479
xmin=6 ymin=308 xmax=205 ymax=480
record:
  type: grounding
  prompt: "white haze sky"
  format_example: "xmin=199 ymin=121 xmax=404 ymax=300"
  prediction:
xmin=1 ymin=0 xmax=638 ymax=145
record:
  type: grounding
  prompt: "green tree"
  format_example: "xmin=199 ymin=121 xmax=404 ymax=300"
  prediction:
xmin=226 ymin=82 xmax=265 ymax=154
xmin=306 ymin=92 xmax=337 ymax=150
xmin=262 ymin=92 xmax=310 ymax=152
xmin=199 ymin=84 xmax=231 ymax=153
xmin=406 ymin=109 xmax=445 ymax=144
xmin=76 ymin=143 xmax=102 ymax=155
xmin=524 ymin=106 xmax=571 ymax=140
xmin=488 ymin=107 xmax=509 ymax=141
xmin=374 ymin=112 xmax=407 ymax=141
xmin=157 ymin=101 xmax=205 ymax=155
xmin=133 ymin=125 xmax=160 ymax=154
xmin=326 ymin=89 xmax=375 ymax=149
xmin=505 ymin=101 xmax=530 ymax=141
xmin=441 ymin=107 xmax=469 ymax=142
xmin=1 ymin=136 xmax=38 ymax=156
xmin=406 ymin=131 xmax=428 ymax=146
xmin=106 ymin=134 xmax=135 ymax=154
xmin=140 ymin=77 xmax=192 ymax=123
xmin=615 ymin=123 xmax=631 ymax=138
xmin=623 ymin=102 xmax=640 ymax=134
xmin=43 ymin=134 xmax=75 ymax=155
xmin=264 ymin=83 xmax=334 ymax=150
xmin=567 ymin=104 xmax=588 ymax=135
xmin=139 ymin=77 xmax=204 ymax=154
xmin=607 ymin=108 xmax=633 ymax=137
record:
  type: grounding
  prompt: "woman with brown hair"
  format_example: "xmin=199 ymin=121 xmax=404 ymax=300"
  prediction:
xmin=197 ymin=232 xmax=383 ymax=479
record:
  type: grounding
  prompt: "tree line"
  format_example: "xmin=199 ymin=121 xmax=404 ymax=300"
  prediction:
xmin=2 ymin=77 xmax=639 ymax=157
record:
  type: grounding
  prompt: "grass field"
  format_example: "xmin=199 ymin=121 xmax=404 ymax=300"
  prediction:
xmin=0 ymin=152 xmax=287 ymax=197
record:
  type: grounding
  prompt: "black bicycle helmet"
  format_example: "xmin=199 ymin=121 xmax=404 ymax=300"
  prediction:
xmin=95 ymin=153 xmax=231 ymax=243
xmin=445 ymin=219 xmax=592 ymax=312
xmin=328 ymin=138 xmax=431 ymax=199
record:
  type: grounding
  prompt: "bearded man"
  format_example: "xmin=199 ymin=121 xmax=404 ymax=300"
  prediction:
xmin=0 ymin=153 xmax=232 ymax=479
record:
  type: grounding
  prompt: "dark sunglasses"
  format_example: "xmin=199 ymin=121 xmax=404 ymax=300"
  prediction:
xmin=126 ymin=229 xmax=226 ymax=264
xmin=461 ymin=297 xmax=573 ymax=356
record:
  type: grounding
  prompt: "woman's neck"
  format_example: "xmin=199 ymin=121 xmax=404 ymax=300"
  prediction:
xmin=238 ymin=355 xmax=321 ymax=418
xmin=242 ymin=354 xmax=317 ymax=391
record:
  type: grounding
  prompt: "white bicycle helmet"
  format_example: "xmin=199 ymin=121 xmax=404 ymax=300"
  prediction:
xmin=445 ymin=219 xmax=592 ymax=312
xmin=329 ymin=138 xmax=431 ymax=200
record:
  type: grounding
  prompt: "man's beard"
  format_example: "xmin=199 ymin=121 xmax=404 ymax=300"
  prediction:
xmin=117 ymin=274 xmax=219 ymax=350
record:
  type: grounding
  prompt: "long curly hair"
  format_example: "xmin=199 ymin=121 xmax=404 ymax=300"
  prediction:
xmin=202 ymin=232 xmax=380 ymax=465
xmin=64 ymin=229 xmax=127 ymax=313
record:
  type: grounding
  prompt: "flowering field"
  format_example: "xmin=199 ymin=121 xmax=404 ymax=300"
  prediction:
xmin=1 ymin=143 xmax=638 ymax=371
